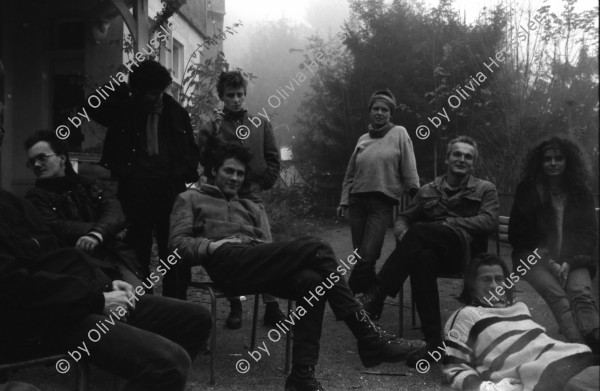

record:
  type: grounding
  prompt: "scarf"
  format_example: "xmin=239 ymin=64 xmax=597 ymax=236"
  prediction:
xmin=146 ymin=99 xmax=164 ymax=156
xmin=368 ymin=122 xmax=394 ymax=138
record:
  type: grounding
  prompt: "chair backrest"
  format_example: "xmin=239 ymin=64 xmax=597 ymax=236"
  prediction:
xmin=495 ymin=216 xmax=510 ymax=255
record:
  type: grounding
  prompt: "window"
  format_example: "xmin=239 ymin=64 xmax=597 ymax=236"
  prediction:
xmin=172 ymin=39 xmax=184 ymax=83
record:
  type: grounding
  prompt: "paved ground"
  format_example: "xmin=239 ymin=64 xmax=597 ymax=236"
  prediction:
xmin=9 ymin=221 xmax=599 ymax=390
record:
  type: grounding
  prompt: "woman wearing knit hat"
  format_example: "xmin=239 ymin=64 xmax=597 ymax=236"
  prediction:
xmin=337 ymin=89 xmax=420 ymax=296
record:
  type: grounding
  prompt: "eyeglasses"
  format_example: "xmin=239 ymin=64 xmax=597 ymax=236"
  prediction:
xmin=26 ymin=153 xmax=57 ymax=168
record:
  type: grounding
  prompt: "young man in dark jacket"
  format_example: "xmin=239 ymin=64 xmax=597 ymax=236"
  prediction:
xmin=197 ymin=71 xmax=283 ymax=329
xmin=89 ymin=60 xmax=199 ymax=299
xmin=24 ymin=130 xmax=142 ymax=286
xmin=0 ymin=187 xmax=211 ymax=390
xmin=360 ymin=135 xmax=499 ymax=365
xmin=169 ymin=138 xmax=425 ymax=391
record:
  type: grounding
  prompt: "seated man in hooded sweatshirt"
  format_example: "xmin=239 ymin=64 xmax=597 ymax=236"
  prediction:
xmin=442 ymin=253 xmax=598 ymax=391
xmin=169 ymin=137 xmax=426 ymax=391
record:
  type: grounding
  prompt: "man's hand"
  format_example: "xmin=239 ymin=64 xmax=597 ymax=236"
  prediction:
xmin=479 ymin=378 xmax=523 ymax=391
xmin=210 ymin=108 xmax=224 ymax=134
xmin=76 ymin=235 xmax=100 ymax=253
xmin=336 ymin=205 xmax=347 ymax=218
xmin=394 ymin=228 xmax=407 ymax=243
xmin=112 ymin=280 xmax=134 ymax=299
xmin=103 ymin=290 xmax=132 ymax=320
xmin=208 ymin=237 xmax=243 ymax=255
xmin=558 ymin=262 xmax=570 ymax=288
xmin=115 ymin=228 xmax=128 ymax=241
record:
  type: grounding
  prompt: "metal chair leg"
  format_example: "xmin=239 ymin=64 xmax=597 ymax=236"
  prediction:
xmin=284 ymin=299 xmax=295 ymax=374
xmin=250 ymin=294 xmax=260 ymax=350
xmin=76 ymin=361 xmax=90 ymax=391
xmin=398 ymin=284 xmax=404 ymax=338
xmin=207 ymin=287 xmax=217 ymax=386
xmin=410 ymin=282 xmax=416 ymax=327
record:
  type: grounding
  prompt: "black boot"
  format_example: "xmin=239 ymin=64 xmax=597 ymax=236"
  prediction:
xmin=264 ymin=301 xmax=286 ymax=328
xmin=284 ymin=365 xmax=324 ymax=391
xmin=226 ymin=298 xmax=242 ymax=329
xmin=345 ymin=310 xmax=426 ymax=367
xmin=357 ymin=282 xmax=387 ymax=320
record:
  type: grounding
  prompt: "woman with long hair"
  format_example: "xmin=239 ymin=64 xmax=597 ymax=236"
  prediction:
xmin=509 ymin=136 xmax=598 ymax=352
xmin=337 ymin=89 xmax=420 ymax=295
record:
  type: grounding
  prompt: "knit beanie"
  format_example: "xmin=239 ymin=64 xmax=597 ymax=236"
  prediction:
xmin=368 ymin=89 xmax=397 ymax=114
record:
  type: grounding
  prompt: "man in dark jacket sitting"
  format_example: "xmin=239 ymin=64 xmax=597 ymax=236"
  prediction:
xmin=0 ymin=187 xmax=211 ymax=390
xmin=24 ymin=130 xmax=142 ymax=286
xmin=359 ymin=135 xmax=499 ymax=366
xmin=169 ymin=137 xmax=425 ymax=391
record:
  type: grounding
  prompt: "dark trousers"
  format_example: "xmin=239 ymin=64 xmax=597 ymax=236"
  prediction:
xmin=118 ymin=178 xmax=190 ymax=299
xmin=347 ymin=193 xmax=395 ymax=293
xmin=206 ymin=237 xmax=361 ymax=366
xmin=47 ymin=295 xmax=211 ymax=391
xmin=378 ymin=222 xmax=464 ymax=343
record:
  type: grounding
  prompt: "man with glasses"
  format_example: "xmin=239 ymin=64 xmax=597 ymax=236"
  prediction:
xmin=23 ymin=130 xmax=143 ymax=286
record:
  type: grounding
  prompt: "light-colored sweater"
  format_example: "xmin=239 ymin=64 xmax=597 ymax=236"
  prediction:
xmin=339 ymin=125 xmax=419 ymax=205
xmin=443 ymin=302 xmax=595 ymax=391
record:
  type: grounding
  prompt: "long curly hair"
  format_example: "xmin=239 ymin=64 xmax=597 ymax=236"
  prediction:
xmin=522 ymin=136 xmax=592 ymax=201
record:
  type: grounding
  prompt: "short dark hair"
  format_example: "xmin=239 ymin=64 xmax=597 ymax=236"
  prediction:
xmin=203 ymin=136 xmax=252 ymax=178
xmin=216 ymin=71 xmax=247 ymax=99
xmin=128 ymin=60 xmax=172 ymax=93
xmin=458 ymin=253 xmax=515 ymax=306
xmin=24 ymin=130 xmax=76 ymax=176
xmin=446 ymin=135 xmax=479 ymax=160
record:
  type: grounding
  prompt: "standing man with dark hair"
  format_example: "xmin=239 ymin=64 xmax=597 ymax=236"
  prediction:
xmin=197 ymin=70 xmax=283 ymax=329
xmin=359 ymin=135 xmax=499 ymax=365
xmin=89 ymin=60 xmax=200 ymax=299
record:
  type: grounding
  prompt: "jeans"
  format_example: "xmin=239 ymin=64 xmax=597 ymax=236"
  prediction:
xmin=524 ymin=261 xmax=599 ymax=342
xmin=206 ymin=237 xmax=361 ymax=366
xmin=378 ymin=222 xmax=465 ymax=343
xmin=46 ymin=295 xmax=211 ymax=391
xmin=347 ymin=192 xmax=395 ymax=293
xmin=118 ymin=178 xmax=189 ymax=299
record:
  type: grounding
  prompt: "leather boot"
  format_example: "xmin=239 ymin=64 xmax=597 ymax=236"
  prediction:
xmin=357 ymin=282 xmax=387 ymax=320
xmin=284 ymin=365 xmax=324 ymax=391
xmin=226 ymin=298 xmax=242 ymax=329
xmin=345 ymin=310 xmax=426 ymax=367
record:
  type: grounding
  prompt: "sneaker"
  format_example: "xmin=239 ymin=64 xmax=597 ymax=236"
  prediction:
xmin=226 ymin=299 xmax=242 ymax=329
xmin=284 ymin=365 xmax=324 ymax=391
xmin=264 ymin=302 xmax=286 ymax=328
xmin=345 ymin=310 xmax=425 ymax=368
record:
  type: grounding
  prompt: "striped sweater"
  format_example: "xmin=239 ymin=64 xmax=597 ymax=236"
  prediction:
xmin=442 ymin=302 xmax=597 ymax=391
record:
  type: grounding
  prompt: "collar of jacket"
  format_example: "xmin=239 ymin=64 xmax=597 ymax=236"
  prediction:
xmin=223 ymin=108 xmax=247 ymax=121
xmin=432 ymin=174 xmax=478 ymax=192
xmin=35 ymin=173 xmax=88 ymax=193
xmin=199 ymin=183 xmax=240 ymax=202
